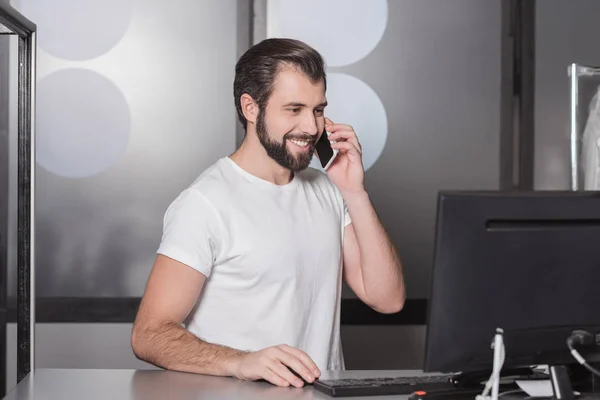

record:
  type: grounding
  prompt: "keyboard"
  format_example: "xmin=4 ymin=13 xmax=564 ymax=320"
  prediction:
xmin=312 ymin=374 xmax=458 ymax=397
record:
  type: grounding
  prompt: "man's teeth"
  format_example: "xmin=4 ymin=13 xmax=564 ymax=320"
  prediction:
xmin=290 ymin=139 xmax=310 ymax=147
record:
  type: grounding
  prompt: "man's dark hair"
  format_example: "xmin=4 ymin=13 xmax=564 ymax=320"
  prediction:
xmin=233 ymin=38 xmax=327 ymax=130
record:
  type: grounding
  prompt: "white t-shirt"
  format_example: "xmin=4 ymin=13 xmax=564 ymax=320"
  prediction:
xmin=156 ymin=156 xmax=351 ymax=371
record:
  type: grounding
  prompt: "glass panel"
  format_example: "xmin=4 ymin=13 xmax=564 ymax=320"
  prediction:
xmin=11 ymin=0 xmax=238 ymax=297
xmin=569 ymin=64 xmax=600 ymax=190
xmin=535 ymin=0 xmax=600 ymax=190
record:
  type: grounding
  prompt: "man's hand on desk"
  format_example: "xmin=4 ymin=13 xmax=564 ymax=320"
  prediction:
xmin=232 ymin=344 xmax=321 ymax=388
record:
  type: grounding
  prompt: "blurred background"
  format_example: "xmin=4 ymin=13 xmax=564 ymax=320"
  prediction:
xmin=1 ymin=0 xmax=598 ymax=396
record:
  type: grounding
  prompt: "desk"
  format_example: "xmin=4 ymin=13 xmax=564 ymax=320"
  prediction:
xmin=2 ymin=369 xmax=428 ymax=399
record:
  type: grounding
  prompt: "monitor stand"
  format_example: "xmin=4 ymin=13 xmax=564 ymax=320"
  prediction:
xmin=549 ymin=365 xmax=576 ymax=400
xmin=561 ymin=363 xmax=600 ymax=397
xmin=449 ymin=367 xmax=540 ymax=389
xmin=451 ymin=365 xmax=600 ymax=399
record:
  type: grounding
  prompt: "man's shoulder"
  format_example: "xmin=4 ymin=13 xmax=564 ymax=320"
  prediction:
xmin=188 ymin=156 xmax=236 ymax=190
xmin=172 ymin=157 xmax=237 ymax=207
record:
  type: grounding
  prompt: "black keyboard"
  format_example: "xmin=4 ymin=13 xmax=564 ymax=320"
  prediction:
xmin=312 ymin=374 xmax=457 ymax=397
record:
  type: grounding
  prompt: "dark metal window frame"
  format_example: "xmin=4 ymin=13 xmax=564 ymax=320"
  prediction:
xmin=3 ymin=0 xmax=534 ymax=335
xmin=504 ymin=0 xmax=536 ymax=191
xmin=0 ymin=1 xmax=37 ymax=390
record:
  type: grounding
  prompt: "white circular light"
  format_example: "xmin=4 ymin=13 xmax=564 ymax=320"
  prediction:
xmin=36 ymin=69 xmax=131 ymax=178
xmin=311 ymin=73 xmax=388 ymax=171
xmin=20 ymin=0 xmax=133 ymax=61
xmin=269 ymin=0 xmax=388 ymax=67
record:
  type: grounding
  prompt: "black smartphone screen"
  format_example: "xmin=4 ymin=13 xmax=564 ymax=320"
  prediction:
xmin=315 ymin=130 xmax=334 ymax=168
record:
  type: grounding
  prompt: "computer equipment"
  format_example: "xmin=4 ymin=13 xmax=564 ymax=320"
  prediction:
xmin=312 ymin=375 xmax=458 ymax=397
xmin=311 ymin=369 xmax=550 ymax=398
xmin=424 ymin=191 xmax=600 ymax=389
xmin=315 ymin=191 xmax=600 ymax=398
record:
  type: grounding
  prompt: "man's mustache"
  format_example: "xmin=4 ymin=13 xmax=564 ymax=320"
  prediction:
xmin=284 ymin=134 xmax=315 ymax=142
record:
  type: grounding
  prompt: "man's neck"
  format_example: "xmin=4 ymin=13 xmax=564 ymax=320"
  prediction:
xmin=229 ymin=135 xmax=294 ymax=186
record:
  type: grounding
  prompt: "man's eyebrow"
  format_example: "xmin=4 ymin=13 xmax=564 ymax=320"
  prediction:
xmin=282 ymin=101 xmax=328 ymax=108
xmin=283 ymin=102 xmax=306 ymax=108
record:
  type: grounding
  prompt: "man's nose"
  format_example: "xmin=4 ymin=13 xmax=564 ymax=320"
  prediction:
xmin=300 ymin=114 xmax=319 ymax=136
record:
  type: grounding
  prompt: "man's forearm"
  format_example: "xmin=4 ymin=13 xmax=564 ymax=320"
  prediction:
xmin=132 ymin=319 xmax=246 ymax=377
xmin=344 ymin=190 xmax=405 ymax=309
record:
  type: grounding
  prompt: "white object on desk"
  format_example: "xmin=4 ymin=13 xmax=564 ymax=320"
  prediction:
xmin=516 ymin=379 xmax=581 ymax=398
xmin=516 ymin=379 xmax=553 ymax=398
xmin=476 ymin=328 xmax=505 ymax=400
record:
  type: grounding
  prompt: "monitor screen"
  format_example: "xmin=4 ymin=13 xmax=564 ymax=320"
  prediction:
xmin=424 ymin=191 xmax=600 ymax=373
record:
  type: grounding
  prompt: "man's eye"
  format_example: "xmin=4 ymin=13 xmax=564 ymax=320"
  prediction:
xmin=290 ymin=108 xmax=300 ymax=113
xmin=315 ymin=109 xmax=324 ymax=115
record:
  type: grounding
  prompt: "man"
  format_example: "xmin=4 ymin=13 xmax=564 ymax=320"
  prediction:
xmin=131 ymin=38 xmax=405 ymax=389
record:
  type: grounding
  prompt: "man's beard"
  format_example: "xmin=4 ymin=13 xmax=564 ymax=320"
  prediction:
xmin=256 ymin=110 xmax=316 ymax=172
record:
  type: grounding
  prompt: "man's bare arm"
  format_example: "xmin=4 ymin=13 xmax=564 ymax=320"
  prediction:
xmin=131 ymin=255 xmax=320 ymax=387
xmin=131 ymin=255 xmax=245 ymax=376
xmin=341 ymin=192 xmax=405 ymax=314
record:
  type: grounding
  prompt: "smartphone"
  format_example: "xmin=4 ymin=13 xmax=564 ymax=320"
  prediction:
xmin=315 ymin=129 xmax=339 ymax=170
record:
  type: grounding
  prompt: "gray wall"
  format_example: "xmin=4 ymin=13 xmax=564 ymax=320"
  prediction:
xmin=261 ymin=0 xmax=502 ymax=298
xmin=535 ymin=0 xmax=600 ymax=190
xmin=3 ymin=0 xmax=504 ymax=394
xmin=9 ymin=0 xmax=238 ymax=297
xmin=7 ymin=0 xmax=504 ymax=299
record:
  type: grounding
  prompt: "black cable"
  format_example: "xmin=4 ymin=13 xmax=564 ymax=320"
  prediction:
xmin=580 ymin=362 xmax=600 ymax=379
xmin=567 ymin=332 xmax=600 ymax=379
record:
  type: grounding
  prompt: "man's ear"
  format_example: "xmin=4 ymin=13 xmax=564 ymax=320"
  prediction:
xmin=240 ymin=94 xmax=258 ymax=125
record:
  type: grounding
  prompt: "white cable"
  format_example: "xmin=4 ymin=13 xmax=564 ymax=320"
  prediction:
xmin=571 ymin=349 xmax=586 ymax=365
xmin=476 ymin=328 xmax=506 ymax=400
xmin=568 ymin=346 xmax=600 ymax=378
xmin=492 ymin=331 xmax=505 ymax=400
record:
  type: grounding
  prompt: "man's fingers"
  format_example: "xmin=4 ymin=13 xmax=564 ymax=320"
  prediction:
xmin=262 ymin=367 xmax=291 ymax=387
xmin=325 ymin=123 xmax=354 ymax=134
xmin=268 ymin=361 xmax=305 ymax=388
xmin=273 ymin=349 xmax=315 ymax=384
xmin=324 ymin=118 xmax=352 ymax=132
xmin=278 ymin=345 xmax=320 ymax=378
xmin=326 ymin=130 xmax=361 ymax=154
xmin=331 ymin=141 xmax=361 ymax=159
xmin=324 ymin=117 xmax=362 ymax=152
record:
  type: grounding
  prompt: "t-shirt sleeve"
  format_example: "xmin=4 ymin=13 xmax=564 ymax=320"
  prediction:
xmin=344 ymin=202 xmax=352 ymax=227
xmin=157 ymin=189 xmax=223 ymax=277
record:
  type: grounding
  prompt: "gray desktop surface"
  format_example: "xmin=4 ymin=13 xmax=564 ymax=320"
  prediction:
xmin=2 ymin=369 xmax=432 ymax=400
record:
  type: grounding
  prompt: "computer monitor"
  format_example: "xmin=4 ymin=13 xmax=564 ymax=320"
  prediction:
xmin=424 ymin=191 xmax=600 ymax=376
